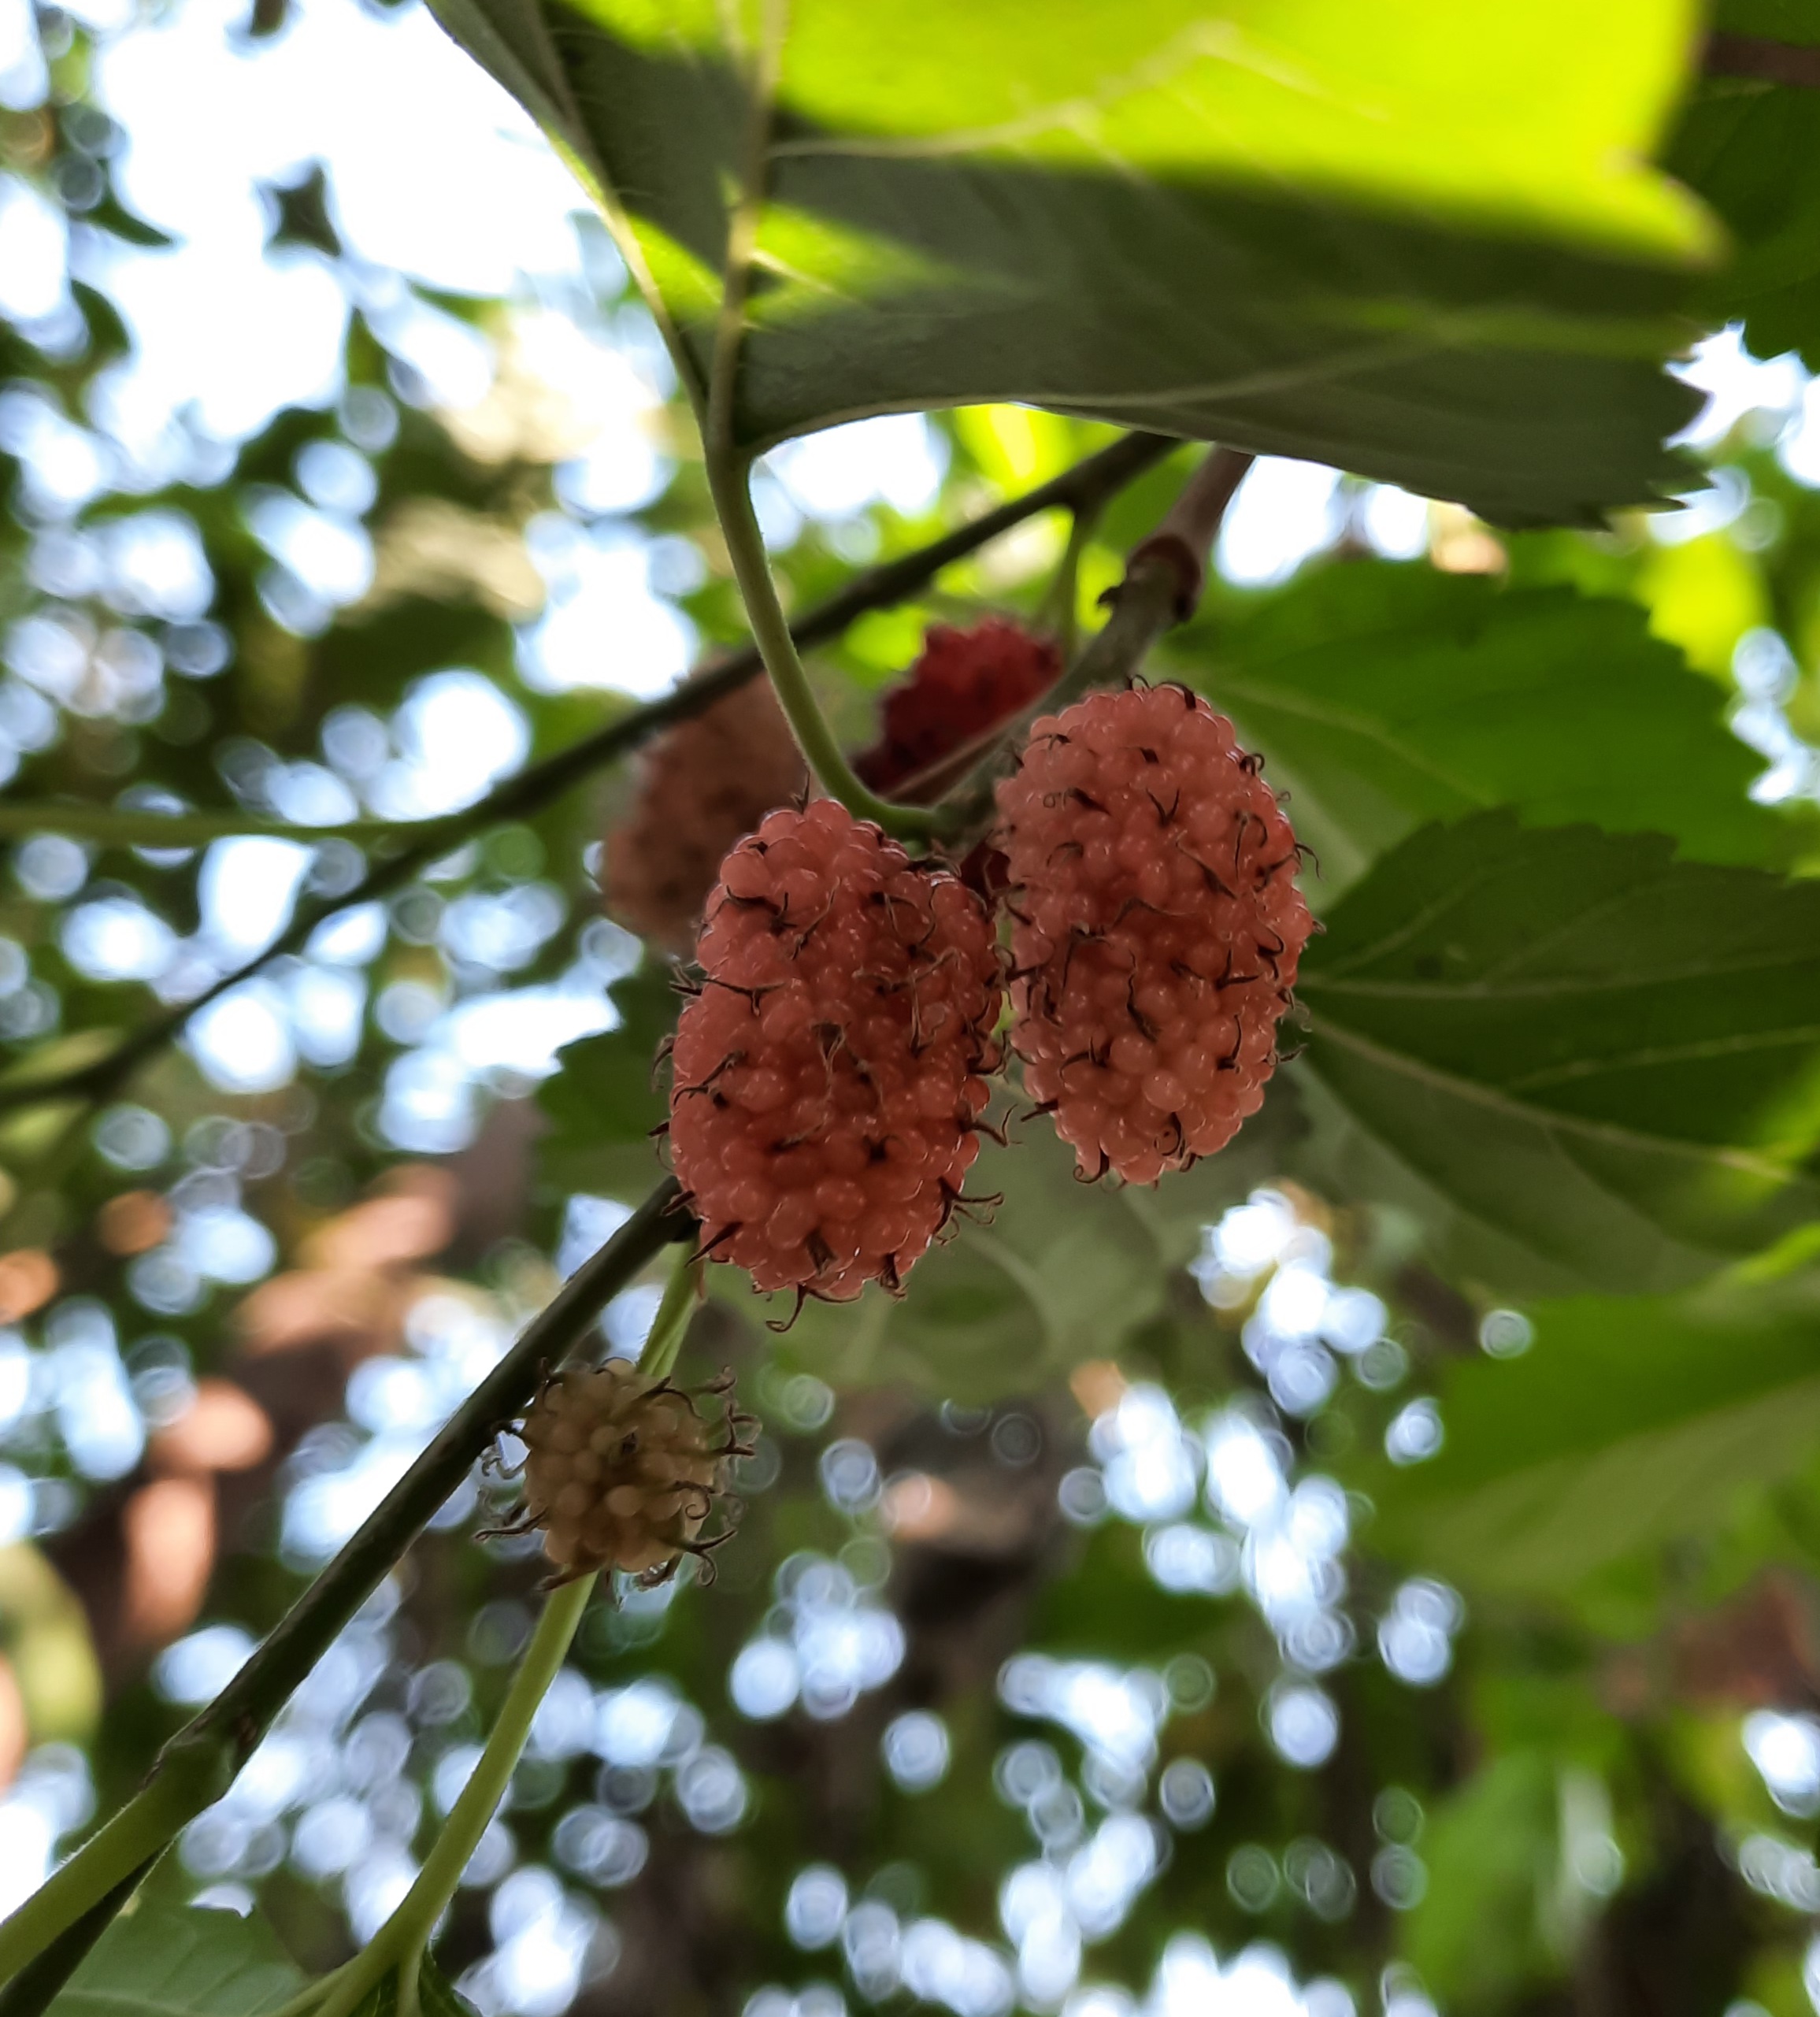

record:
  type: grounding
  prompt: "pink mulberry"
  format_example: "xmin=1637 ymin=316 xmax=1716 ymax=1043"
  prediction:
xmin=995 ymin=684 xmax=1312 ymax=1185
xmin=669 ymin=801 xmax=1003 ymax=1304
xmin=605 ymin=680 xmax=808 ymax=954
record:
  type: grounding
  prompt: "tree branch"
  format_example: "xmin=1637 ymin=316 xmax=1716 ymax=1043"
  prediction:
xmin=0 ymin=431 xmax=1177 ymax=1121
xmin=0 ymin=805 xmax=426 ymax=851
xmin=1703 ymin=31 xmax=1820 ymax=89
xmin=0 ymin=1178 xmax=688 ymax=2002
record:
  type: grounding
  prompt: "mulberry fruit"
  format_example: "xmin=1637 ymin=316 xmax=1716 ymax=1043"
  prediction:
xmin=854 ymin=620 xmax=1060 ymax=795
xmin=995 ymin=684 xmax=1312 ymax=1185
xmin=502 ymin=1360 xmax=753 ymax=1585
xmin=669 ymin=800 xmax=1003 ymax=1305
xmin=605 ymin=680 xmax=808 ymax=954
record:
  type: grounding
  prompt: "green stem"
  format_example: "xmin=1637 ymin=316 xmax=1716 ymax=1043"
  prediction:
xmin=0 ymin=1734 xmax=232 ymax=1985
xmin=696 ymin=3 xmax=913 ymax=832
xmin=707 ymin=454 xmax=938 ymax=840
xmin=639 ymin=1243 xmax=699 ymax=1385
xmin=310 ymin=1574 xmax=598 ymax=2017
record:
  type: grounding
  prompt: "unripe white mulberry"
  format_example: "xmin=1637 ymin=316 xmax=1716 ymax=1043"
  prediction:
xmin=503 ymin=1360 xmax=751 ymax=1586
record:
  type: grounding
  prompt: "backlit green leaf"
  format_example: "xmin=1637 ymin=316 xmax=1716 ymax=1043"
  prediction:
xmin=537 ymin=959 xmax=676 ymax=1200
xmin=1668 ymin=3 xmax=1820 ymax=373
xmin=428 ymin=0 xmax=1712 ymax=525
xmin=758 ymin=1096 xmax=1298 ymax=1400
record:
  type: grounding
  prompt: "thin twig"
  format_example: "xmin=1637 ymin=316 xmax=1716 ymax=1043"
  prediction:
xmin=0 ymin=804 xmax=416 ymax=850
xmin=936 ymin=447 xmax=1253 ymax=836
xmin=188 ymin=1179 xmax=684 ymax=1747
xmin=0 ymin=432 xmax=1177 ymax=1120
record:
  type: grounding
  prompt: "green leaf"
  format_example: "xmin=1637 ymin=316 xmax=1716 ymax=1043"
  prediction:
xmin=753 ymin=1095 xmax=1299 ymax=1401
xmin=1667 ymin=4 xmax=1820 ymax=373
xmin=1400 ymin=1753 xmax=1565 ymax=2004
xmin=50 ymin=1901 xmax=305 ymax=2016
xmin=427 ymin=0 xmax=1713 ymax=525
xmin=537 ymin=960 xmax=676 ymax=1199
xmin=1171 ymin=566 xmax=1784 ymax=893
xmin=1364 ymin=1285 xmax=1820 ymax=1592
xmin=347 ymin=1956 xmax=482 ymax=2017
xmin=1293 ymin=814 xmax=1820 ymax=1296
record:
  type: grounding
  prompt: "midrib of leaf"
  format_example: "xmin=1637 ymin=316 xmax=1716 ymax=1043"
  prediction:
xmin=1302 ymin=1015 xmax=1803 ymax=1183
xmin=1305 ymin=951 xmax=1820 ymax=999
xmin=1501 ymin=1023 xmax=1820 ymax=1090
xmin=1304 ymin=856 xmax=1516 ymax=979
xmin=1212 ymin=673 xmax=1490 ymax=806
xmin=995 ymin=330 xmax=1464 ymax=419
xmin=427 ymin=0 xmax=711 ymax=410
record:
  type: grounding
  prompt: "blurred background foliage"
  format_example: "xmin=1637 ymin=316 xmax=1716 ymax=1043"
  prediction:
xmin=1 ymin=5 xmax=1820 ymax=2017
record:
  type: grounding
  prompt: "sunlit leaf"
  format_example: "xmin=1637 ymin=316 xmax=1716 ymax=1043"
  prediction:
xmin=428 ymin=0 xmax=1712 ymax=524
xmin=1170 ymin=565 xmax=1784 ymax=892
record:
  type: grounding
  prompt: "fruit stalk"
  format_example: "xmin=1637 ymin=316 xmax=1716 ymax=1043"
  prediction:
xmin=936 ymin=448 xmax=1254 ymax=839
xmin=706 ymin=451 xmax=941 ymax=840
xmin=295 ymin=1571 xmax=598 ymax=2017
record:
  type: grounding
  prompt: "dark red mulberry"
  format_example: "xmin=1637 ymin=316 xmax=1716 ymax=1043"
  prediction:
xmin=854 ymin=619 xmax=1060 ymax=794
xmin=669 ymin=801 xmax=1002 ymax=1303
xmin=995 ymin=685 xmax=1312 ymax=1185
